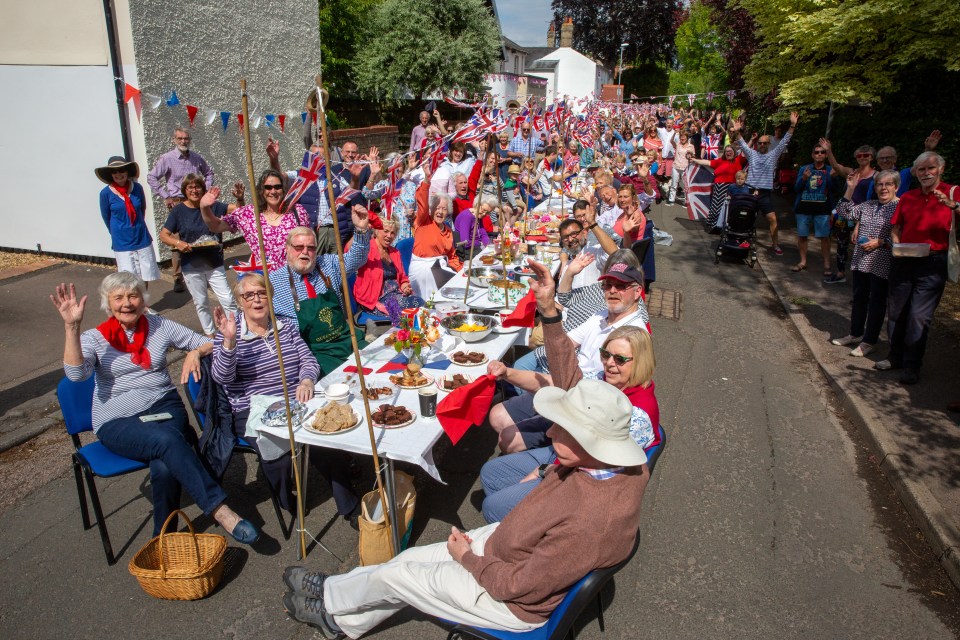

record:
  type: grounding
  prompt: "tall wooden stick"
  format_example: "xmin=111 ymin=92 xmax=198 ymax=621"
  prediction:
xmin=239 ymin=79 xmax=307 ymax=558
xmin=313 ymin=77 xmax=395 ymax=558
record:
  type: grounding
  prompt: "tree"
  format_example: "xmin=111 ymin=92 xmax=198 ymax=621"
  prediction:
xmin=353 ymin=0 xmax=501 ymax=102
xmin=668 ymin=1 xmax=729 ymax=96
xmin=700 ymin=0 xmax=758 ymax=91
xmin=550 ymin=0 xmax=682 ymax=71
xmin=318 ymin=0 xmax=382 ymax=95
xmin=737 ymin=0 xmax=960 ymax=109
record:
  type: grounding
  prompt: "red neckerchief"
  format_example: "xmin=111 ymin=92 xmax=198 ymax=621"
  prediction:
xmin=97 ymin=315 xmax=151 ymax=370
xmin=112 ymin=182 xmax=138 ymax=225
xmin=303 ymin=274 xmax=317 ymax=299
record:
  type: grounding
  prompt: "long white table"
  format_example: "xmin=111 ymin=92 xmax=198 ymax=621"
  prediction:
xmin=433 ymin=246 xmax=560 ymax=311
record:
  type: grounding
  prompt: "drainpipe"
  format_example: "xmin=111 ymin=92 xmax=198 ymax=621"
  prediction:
xmin=103 ymin=0 xmax=133 ymax=159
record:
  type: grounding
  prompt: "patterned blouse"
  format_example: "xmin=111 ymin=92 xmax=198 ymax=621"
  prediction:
xmin=836 ymin=198 xmax=897 ymax=279
xmin=221 ymin=204 xmax=309 ymax=271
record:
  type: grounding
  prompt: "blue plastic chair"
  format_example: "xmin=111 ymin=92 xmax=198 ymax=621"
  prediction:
xmin=346 ymin=272 xmax=392 ymax=328
xmin=395 ymin=237 xmax=415 ymax=275
xmin=57 ymin=376 xmax=148 ymax=565
xmin=445 ymin=531 xmax=642 ymax=640
xmin=645 ymin=424 xmax=667 ymax=475
xmin=184 ymin=374 xmax=290 ymax=538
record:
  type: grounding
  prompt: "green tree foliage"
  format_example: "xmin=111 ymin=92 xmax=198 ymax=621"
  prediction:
xmin=318 ymin=0 xmax=382 ymax=95
xmin=700 ymin=0 xmax=758 ymax=91
xmin=738 ymin=0 xmax=960 ymax=109
xmin=668 ymin=1 xmax=729 ymax=96
xmin=352 ymin=0 xmax=502 ymax=102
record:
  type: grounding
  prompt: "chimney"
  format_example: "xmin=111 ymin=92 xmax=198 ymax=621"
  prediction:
xmin=560 ymin=17 xmax=574 ymax=48
xmin=547 ymin=21 xmax=556 ymax=48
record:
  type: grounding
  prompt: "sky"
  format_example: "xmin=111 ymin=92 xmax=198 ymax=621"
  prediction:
xmin=495 ymin=0 xmax=554 ymax=47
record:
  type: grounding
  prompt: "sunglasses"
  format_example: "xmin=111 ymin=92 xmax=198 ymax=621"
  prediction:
xmin=240 ymin=290 xmax=268 ymax=302
xmin=599 ymin=348 xmax=634 ymax=366
xmin=262 ymin=184 xmax=284 ymax=191
xmin=601 ymin=280 xmax=637 ymax=291
xmin=813 ymin=150 xmax=826 ymax=155
xmin=855 ymin=153 xmax=872 ymax=159
xmin=290 ymin=244 xmax=317 ymax=253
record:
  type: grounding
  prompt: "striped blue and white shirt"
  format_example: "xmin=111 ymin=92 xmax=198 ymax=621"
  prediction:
xmin=268 ymin=229 xmax=371 ymax=317
xmin=64 ymin=316 xmax=209 ymax=431
xmin=738 ymin=131 xmax=792 ymax=191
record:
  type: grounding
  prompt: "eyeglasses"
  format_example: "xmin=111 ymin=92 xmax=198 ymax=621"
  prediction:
xmin=290 ymin=244 xmax=317 ymax=253
xmin=175 ymin=136 xmax=191 ymax=141
xmin=855 ymin=153 xmax=872 ymax=159
xmin=560 ymin=231 xmax=582 ymax=241
xmin=813 ymin=150 xmax=827 ymax=155
xmin=599 ymin=348 xmax=634 ymax=366
xmin=877 ymin=156 xmax=895 ymax=161
xmin=601 ymin=280 xmax=637 ymax=291
xmin=240 ymin=290 xmax=268 ymax=302
xmin=875 ymin=182 xmax=897 ymax=189
xmin=262 ymin=184 xmax=283 ymax=191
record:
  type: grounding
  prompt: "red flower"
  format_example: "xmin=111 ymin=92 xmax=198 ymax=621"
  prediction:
xmin=396 ymin=329 xmax=410 ymax=342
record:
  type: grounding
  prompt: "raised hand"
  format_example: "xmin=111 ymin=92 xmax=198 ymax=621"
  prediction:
xmin=214 ymin=307 xmax=236 ymax=342
xmin=567 ymin=252 xmax=596 ymax=276
xmin=789 ymin=111 xmax=799 ymax=127
xmin=846 ymin=170 xmax=860 ymax=190
xmin=200 ymin=186 xmax=221 ymax=209
xmin=925 ymin=129 xmax=942 ymax=151
xmin=818 ymin=137 xmax=832 ymax=152
xmin=51 ymin=283 xmax=86 ymax=326
xmin=352 ymin=204 xmax=371 ymax=232
xmin=266 ymin=137 xmax=280 ymax=160
xmin=526 ymin=259 xmax=556 ymax=313
xmin=231 ymin=181 xmax=245 ymax=200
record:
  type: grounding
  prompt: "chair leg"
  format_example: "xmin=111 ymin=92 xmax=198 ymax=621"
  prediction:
xmin=82 ymin=469 xmax=116 ymax=564
xmin=596 ymin=591 xmax=605 ymax=632
xmin=72 ymin=456 xmax=91 ymax=530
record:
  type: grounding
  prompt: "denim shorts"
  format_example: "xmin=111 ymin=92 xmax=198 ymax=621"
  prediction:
xmin=796 ymin=214 xmax=831 ymax=238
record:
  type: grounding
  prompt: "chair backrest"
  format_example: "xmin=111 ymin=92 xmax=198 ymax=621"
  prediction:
xmin=57 ymin=376 xmax=96 ymax=436
xmin=185 ymin=372 xmax=206 ymax=426
xmin=346 ymin=272 xmax=360 ymax=317
xmin=646 ymin=424 xmax=667 ymax=475
xmin=396 ymin=237 xmax=415 ymax=275
xmin=631 ymin=238 xmax=652 ymax=265
xmin=540 ymin=530 xmax=642 ymax=638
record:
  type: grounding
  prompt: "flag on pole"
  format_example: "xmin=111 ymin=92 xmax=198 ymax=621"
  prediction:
xmin=281 ymin=153 xmax=326 ymax=214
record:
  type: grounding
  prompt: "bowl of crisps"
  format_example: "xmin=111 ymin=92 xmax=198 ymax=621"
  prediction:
xmin=440 ymin=313 xmax=496 ymax=343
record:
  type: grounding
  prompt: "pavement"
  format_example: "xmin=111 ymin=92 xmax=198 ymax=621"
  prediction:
xmin=0 ymin=206 xmax=959 ymax=638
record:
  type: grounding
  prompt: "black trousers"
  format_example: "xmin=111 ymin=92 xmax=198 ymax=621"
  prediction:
xmin=849 ymin=270 xmax=889 ymax=344
xmin=885 ymin=253 xmax=947 ymax=370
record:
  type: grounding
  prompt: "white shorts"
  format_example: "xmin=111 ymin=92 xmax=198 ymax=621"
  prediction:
xmin=115 ymin=246 xmax=161 ymax=282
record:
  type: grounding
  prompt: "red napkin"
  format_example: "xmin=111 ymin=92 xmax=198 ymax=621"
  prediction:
xmin=525 ymin=235 xmax=548 ymax=242
xmin=501 ymin=289 xmax=537 ymax=328
xmin=343 ymin=366 xmax=373 ymax=375
xmin=376 ymin=361 xmax=407 ymax=373
xmin=437 ymin=374 xmax=498 ymax=445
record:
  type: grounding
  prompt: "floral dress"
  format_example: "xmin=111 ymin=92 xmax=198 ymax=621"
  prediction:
xmin=221 ymin=204 xmax=308 ymax=271
xmin=378 ymin=257 xmax=422 ymax=311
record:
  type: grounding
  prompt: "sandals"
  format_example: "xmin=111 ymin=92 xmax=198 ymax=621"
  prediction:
xmin=790 ymin=264 xmax=807 ymax=272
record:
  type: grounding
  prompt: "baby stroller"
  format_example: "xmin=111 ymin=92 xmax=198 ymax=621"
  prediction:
xmin=714 ymin=192 xmax=759 ymax=268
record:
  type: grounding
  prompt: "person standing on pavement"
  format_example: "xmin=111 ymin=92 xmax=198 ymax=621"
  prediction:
xmin=874 ymin=152 xmax=958 ymax=385
xmin=96 ymin=156 xmax=162 ymax=288
xmin=828 ymin=170 xmax=900 ymax=358
xmin=147 ymin=129 xmax=214 ymax=292
xmin=408 ymin=110 xmax=431 ymax=153
xmin=729 ymin=112 xmax=799 ymax=256
xmin=791 ymin=144 xmax=837 ymax=275
xmin=656 ymin=115 xmax=677 ymax=203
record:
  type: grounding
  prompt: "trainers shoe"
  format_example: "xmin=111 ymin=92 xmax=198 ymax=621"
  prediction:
xmin=823 ymin=273 xmax=847 ymax=284
xmin=899 ymin=369 xmax=920 ymax=385
xmin=284 ymin=566 xmax=327 ymax=599
xmin=173 ymin=277 xmax=186 ymax=293
xmin=773 ymin=246 xmax=784 ymax=256
xmin=831 ymin=334 xmax=858 ymax=346
xmin=850 ymin=343 xmax=875 ymax=357
xmin=283 ymin=592 xmax=345 ymax=639
xmin=874 ymin=359 xmax=893 ymax=371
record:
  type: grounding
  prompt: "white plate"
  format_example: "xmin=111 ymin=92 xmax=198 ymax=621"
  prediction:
xmin=302 ymin=406 xmax=363 ymax=436
xmin=388 ymin=372 xmax=435 ymax=389
xmin=372 ymin=408 xmax=417 ymax=429
xmin=493 ymin=323 xmax=524 ymax=334
xmin=450 ymin=351 xmax=489 ymax=367
xmin=435 ymin=374 xmax=475 ymax=393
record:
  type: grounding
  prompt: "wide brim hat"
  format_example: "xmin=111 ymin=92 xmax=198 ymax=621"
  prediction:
xmin=95 ymin=156 xmax=139 ymax=184
xmin=507 ymin=165 xmax=522 ymax=175
xmin=533 ymin=379 xmax=647 ymax=467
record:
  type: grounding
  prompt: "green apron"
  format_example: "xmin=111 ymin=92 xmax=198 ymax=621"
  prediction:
xmin=287 ymin=267 xmax=367 ymax=376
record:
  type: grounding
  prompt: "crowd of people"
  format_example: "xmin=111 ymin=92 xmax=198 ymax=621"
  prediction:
xmin=75 ymin=96 xmax=955 ymax=638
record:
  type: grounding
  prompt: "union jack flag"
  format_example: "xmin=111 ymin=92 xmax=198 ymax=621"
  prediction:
xmin=443 ymin=95 xmax=485 ymax=110
xmin=683 ymin=165 xmax=713 ymax=221
xmin=335 ymin=187 xmax=360 ymax=208
xmin=380 ymin=157 xmax=404 ymax=217
xmin=703 ymin=134 xmax=721 ymax=160
xmin=281 ymin=153 xmax=325 ymax=214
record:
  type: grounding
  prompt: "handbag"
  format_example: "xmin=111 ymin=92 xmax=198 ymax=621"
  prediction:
xmin=948 ymin=186 xmax=960 ymax=283
xmin=358 ymin=471 xmax=416 ymax=566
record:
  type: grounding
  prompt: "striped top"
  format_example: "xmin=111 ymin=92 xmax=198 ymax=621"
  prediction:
xmin=64 ymin=316 xmax=209 ymax=431
xmin=737 ymin=131 xmax=792 ymax=190
xmin=211 ymin=313 xmax=320 ymax=412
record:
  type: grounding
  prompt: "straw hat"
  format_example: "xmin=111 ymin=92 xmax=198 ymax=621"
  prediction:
xmin=507 ymin=165 xmax=522 ymax=176
xmin=533 ymin=379 xmax=647 ymax=467
xmin=95 ymin=156 xmax=139 ymax=184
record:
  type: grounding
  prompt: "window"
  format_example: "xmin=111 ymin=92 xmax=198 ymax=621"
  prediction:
xmin=514 ymin=55 xmax=519 ymax=75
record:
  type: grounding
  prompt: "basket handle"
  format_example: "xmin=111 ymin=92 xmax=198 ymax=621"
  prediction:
xmin=157 ymin=509 xmax=202 ymax=579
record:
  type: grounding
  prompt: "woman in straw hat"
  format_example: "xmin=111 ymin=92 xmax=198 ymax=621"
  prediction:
xmin=96 ymin=156 xmax=161 ymax=284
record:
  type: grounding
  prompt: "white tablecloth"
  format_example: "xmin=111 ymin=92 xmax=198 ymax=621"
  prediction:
xmin=433 ymin=247 xmax=559 ymax=311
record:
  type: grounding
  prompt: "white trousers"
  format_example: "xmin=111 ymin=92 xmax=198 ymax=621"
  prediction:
xmin=324 ymin=523 xmax=544 ymax=639
xmin=182 ymin=267 xmax=236 ymax=335
xmin=669 ymin=166 xmax=684 ymax=202
xmin=408 ymin=254 xmax=456 ymax=301
xmin=114 ymin=246 xmax=161 ymax=281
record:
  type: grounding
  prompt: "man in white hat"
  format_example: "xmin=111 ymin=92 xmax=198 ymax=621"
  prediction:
xmin=280 ymin=379 xmax=648 ymax=639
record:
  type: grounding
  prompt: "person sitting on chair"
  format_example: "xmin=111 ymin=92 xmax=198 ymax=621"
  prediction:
xmin=281 ymin=378 xmax=649 ymax=639
xmin=52 ymin=272 xmax=260 ymax=544
xmin=351 ymin=217 xmax=423 ymax=315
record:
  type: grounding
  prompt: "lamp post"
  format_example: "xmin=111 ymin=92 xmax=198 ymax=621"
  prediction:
xmin=617 ymin=43 xmax=628 ymax=87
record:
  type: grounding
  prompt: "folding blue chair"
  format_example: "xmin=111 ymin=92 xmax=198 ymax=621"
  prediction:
xmin=446 ymin=531 xmax=642 ymax=640
xmin=645 ymin=424 xmax=667 ymax=475
xmin=395 ymin=236 xmax=414 ymax=275
xmin=57 ymin=376 xmax=149 ymax=565
xmin=346 ymin=272 xmax=392 ymax=328
xmin=184 ymin=374 xmax=290 ymax=538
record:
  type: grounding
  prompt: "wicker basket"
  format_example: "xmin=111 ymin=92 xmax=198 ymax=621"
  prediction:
xmin=128 ymin=509 xmax=227 ymax=600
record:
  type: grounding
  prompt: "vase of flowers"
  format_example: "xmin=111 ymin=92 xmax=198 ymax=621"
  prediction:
xmin=393 ymin=315 xmax=428 ymax=383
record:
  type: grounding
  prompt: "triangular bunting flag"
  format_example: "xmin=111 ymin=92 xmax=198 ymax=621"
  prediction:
xmin=687 ymin=94 xmax=695 ymax=106
xmin=220 ymin=111 xmax=231 ymax=131
xmin=278 ymin=114 xmax=286 ymax=132
xmin=145 ymin=94 xmax=163 ymax=110
xmin=253 ymin=116 xmax=261 ymax=129
xmin=236 ymin=113 xmax=244 ymax=131
xmin=300 ymin=112 xmax=307 ymax=125
xmin=185 ymin=105 xmax=198 ymax=127
xmin=265 ymin=114 xmax=276 ymax=128
xmin=206 ymin=109 xmax=218 ymax=125
xmin=123 ymin=83 xmax=141 ymax=104
xmin=166 ymin=91 xmax=180 ymax=107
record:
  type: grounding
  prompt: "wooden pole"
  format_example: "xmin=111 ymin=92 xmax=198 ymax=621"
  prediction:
xmin=238 ymin=79 xmax=307 ymax=558
xmin=313 ymin=77 xmax=395 ymax=558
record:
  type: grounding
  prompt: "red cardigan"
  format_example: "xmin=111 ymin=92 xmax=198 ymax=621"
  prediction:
xmin=351 ymin=240 xmax=410 ymax=310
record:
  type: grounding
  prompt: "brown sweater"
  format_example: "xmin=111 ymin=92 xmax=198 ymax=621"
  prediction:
xmin=460 ymin=464 xmax=647 ymax=623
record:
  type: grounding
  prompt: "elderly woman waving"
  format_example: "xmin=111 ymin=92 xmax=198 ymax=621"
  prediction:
xmin=52 ymin=272 xmax=260 ymax=544
xmin=409 ymin=169 xmax=463 ymax=299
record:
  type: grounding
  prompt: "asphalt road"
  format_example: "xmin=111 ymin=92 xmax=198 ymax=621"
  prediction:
xmin=0 ymin=205 xmax=958 ymax=639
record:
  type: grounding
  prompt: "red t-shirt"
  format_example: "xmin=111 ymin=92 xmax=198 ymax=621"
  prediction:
xmin=709 ymin=156 xmax=746 ymax=184
xmin=890 ymin=182 xmax=956 ymax=251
